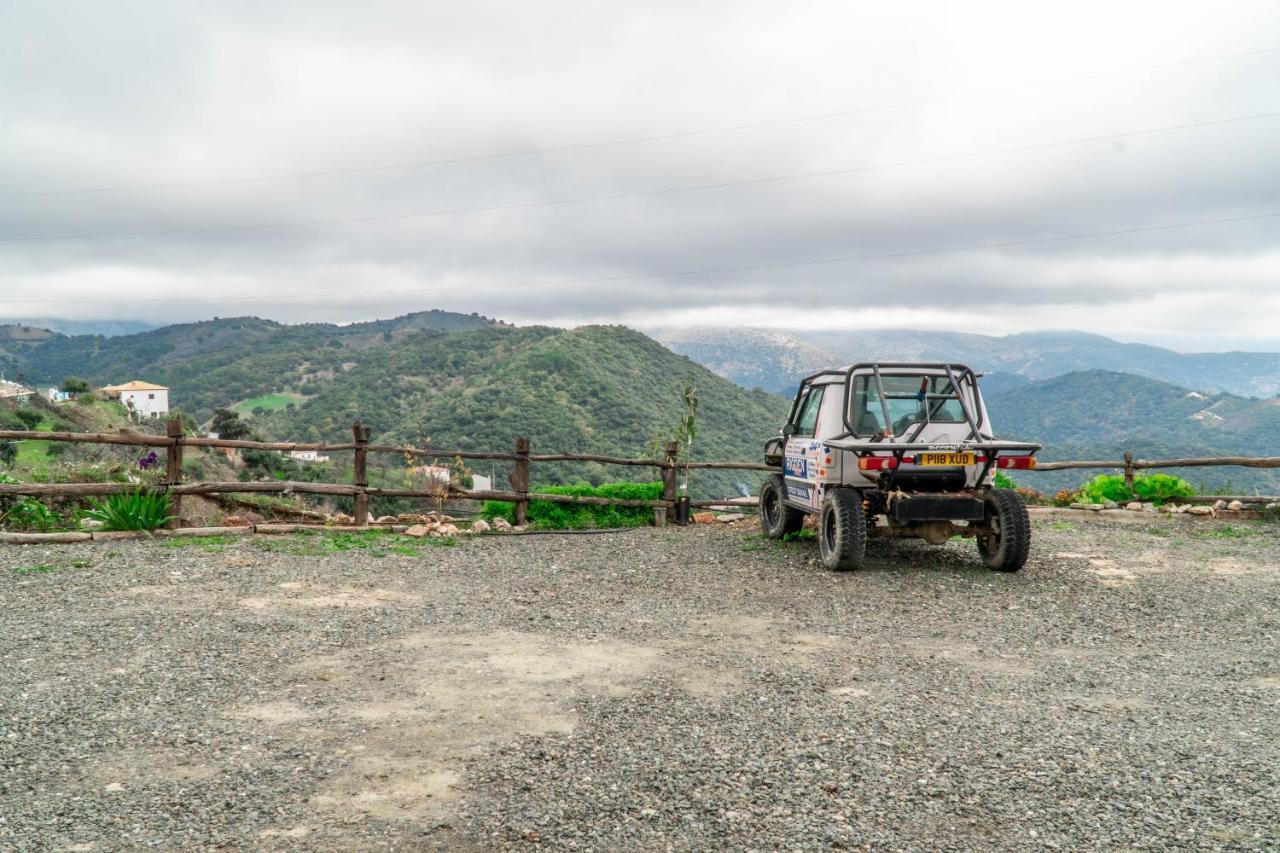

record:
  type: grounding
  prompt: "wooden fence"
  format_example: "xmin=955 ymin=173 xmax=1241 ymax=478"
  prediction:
xmin=0 ymin=420 xmax=773 ymax=527
xmin=2 ymin=420 xmax=1280 ymax=528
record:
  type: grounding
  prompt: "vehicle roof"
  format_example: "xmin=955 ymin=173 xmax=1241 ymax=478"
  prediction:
xmin=802 ymin=362 xmax=978 ymax=385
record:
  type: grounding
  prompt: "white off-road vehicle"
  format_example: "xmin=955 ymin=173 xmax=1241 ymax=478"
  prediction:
xmin=760 ymin=362 xmax=1040 ymax=572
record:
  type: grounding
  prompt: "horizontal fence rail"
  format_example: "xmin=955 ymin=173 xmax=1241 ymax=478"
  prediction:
xmin=0 ymin=421 xmax=767 ymax=527
xmin=4 ymin=420 xmax=1280 ymax=529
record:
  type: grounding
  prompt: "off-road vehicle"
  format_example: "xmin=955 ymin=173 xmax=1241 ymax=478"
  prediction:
xmin=760 ymin=362 xmax=1040 ymax=572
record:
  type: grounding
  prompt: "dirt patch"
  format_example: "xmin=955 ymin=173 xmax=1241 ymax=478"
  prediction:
xmin=239 ymin=581 xmax=421 ymax=610
xmin=270 ymin=630 xmax=663 ymax=821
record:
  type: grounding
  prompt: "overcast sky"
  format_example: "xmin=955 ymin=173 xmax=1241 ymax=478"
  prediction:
xmin=1 ymin=1 xmax=1278 ymax=350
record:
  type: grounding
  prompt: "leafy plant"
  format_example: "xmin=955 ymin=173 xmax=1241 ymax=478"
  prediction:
xmin=0 ymin=441 xmax=15 ymax=468
xmin=1079 ymin=473 xmax=1194 ymax=506
xmin=1132 ymin=474 xmax=1195 ymax=505
xmin=482 ymin=481 xmax=662 ymax=529
xmin=2 ymin=497 xmax=61 ymax=531
xmin=993 ymin=472 xmax=1018 ymax=490
xmin=83 ymin=488 xmax=174 ymax=531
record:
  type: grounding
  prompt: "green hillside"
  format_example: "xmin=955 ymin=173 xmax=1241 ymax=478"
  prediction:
xmin=985 ymin=370 xmax=1280 ymax=493
xmin=250 ymin=324 xmax=789 ymax=497
xmin=6 ymin=310 xmax=496 ymax=418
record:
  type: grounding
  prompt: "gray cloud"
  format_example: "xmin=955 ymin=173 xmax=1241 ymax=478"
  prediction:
xmin=1 ymin=0 xmax=1278 ymax=350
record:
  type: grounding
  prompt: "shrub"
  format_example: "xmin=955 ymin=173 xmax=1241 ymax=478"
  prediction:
xmin=14 ymin=408 xmax=42 ymax=430
xmin=482 ymin=481 xmax=662 ymax=529
xmin=2 ymin=497 xmax=61 ymax=532
xmin=1132 ymin=474 xmax=1195 ymax=506
xmin=1079 ymin=473 xmax=1194 ymax=507
xmin=82 ymin=489 xmax=173 ymax=531
xmin=1052 ymin=488 xmax=1077 ymax=507
xmin=992 ymin=472 xmax=1017 ymax=490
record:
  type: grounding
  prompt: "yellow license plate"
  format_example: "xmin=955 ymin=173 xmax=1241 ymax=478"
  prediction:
xmin=916 ymin=452 xmax=976 ymax=466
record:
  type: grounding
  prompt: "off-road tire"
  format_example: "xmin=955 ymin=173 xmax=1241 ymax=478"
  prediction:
xmin=818 ymin=487 xmax=866 ymax=571
xmin=760 ymin=474 xmax=804 ymax=540
xmin=977 ymin=488 xmax=1031 ymax=572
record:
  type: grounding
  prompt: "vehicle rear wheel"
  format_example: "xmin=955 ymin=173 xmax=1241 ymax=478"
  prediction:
xmin=818 ymin=488 xmax=866 ymax=571
xmin=759 ymin=474 xmax=804 ymax=540
xmin=977 ymin=488 xmax=1031 ymax=572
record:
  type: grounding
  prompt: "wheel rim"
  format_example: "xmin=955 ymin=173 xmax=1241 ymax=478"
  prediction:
xmin=823 ymin=508 xmax=836 ymax=552
xmin=763 ymin=489 xmax=779 ymax=527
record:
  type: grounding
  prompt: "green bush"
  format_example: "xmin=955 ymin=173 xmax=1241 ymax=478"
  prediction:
xmin=83 ymin=488 xmax=174 ymax=531
xmin=992 ymin=472 xmax=1018 ymax=490
xmin=1079 ymin=473 xmax=1194 ymax=507
xmin=1132 ymin=474 xmax=1195 ymax=505
xmin=2 ymin=497 xmax=61 ymax=532
xmin=14 ymin=408 xmax=42 ymax=430
xmin=482 ymin=481 xmax=662 ymax=529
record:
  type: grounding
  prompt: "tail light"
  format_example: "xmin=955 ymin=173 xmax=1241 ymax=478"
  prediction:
xmin=858 ymin=456 xmax=899 ymax=471
xmin=997 ymin=456 xmax=1037 ymax=470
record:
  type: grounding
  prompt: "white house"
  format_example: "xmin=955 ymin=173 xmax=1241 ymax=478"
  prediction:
xmin=102 ymin=380 xmax=169 ymax=419
xmin=0 ymin=379 xmax=34 ymax=400
xmin=43 ymin=388 xmax=72 ymax=403
xmin=288 ymin=449 xmax=330 ymax=463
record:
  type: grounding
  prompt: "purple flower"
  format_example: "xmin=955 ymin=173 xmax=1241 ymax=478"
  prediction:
xmin=138 ymin=451 xmax=159 ymax=470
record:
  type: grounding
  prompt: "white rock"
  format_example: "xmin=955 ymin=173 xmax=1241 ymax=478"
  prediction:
xmin=1102 ymin=499 xmax=1119 ymax=509
xmin=491 ymin=517 xmax=513 ymax=532
xmin=470 ymin=519 xmax=491 ymax=533
xmin=1187 ymin=506 xmax=1213 ymax=516
xmin=1227 ymin=500 xmax=1244 ymax=511
xmin=1125 ymin=502 xmax=1142 ymax=511
xmin=404 ymin=524 xmax=432 ymax=538
xmin=437 ymin=523 xmax=459 ymax=537
xmin=79 ymin=518 xmax=104 ymax=530
xmin=1213 ymin=500 xmax=1227 ymax=510
xmin=1142 ymin=503 xmax=1157 ymax=513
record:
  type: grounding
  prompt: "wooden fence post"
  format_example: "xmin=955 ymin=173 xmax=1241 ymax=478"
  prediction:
xmin=511 ymin=436 xmax=530 ymax=526
xmin=1123 ymin=451 xmax=1135 ymax=493
xmin=164 ymin=418 xmax=184 ymax=528
xmin=657 ymin=439 xmax=679 ymax=527
xmin=352 ymin=421 xmax=371 ymax=525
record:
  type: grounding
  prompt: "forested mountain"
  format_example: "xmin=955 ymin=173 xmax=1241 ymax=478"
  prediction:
xmin=654 ymin=327 xmax=1280 ymax=398
xmin=251 ymin=324 xmax=789 ymax=496
xmin=984 ymin=370 xmax=1280 ymax=492
xmin=2 ymin=310 xmax=497 ymax=416
xmin=2 ymin=315 xmax=789 ymax=497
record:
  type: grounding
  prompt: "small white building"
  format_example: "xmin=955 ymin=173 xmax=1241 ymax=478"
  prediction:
xmin=288 ymin=449 xmax=331 ymax=464
xmin=0 ymin=379 xmax=34 ymax=400
xmin=44 ymin=388 xmax=72 ymax=403
xmin=102 ymin=380 xmax=169 ymax=419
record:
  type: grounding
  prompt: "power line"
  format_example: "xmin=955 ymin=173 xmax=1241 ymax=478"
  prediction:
xmin=4 ymin=110 xmax=1277 ymax=244
xmin=4 ymin=44 xmax=1278 ymax=200
xmin=5 ymin=209 xmax=1276 ymax=305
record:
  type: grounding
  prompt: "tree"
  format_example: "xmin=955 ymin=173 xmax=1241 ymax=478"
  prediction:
xmin=60 ymin=376 xmax=91 ymax=394
xmin=210 ymin=408 xmax=253 ymax=440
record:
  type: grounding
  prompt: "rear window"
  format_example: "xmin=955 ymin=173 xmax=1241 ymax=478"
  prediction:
xmin=851 ymin=374 xmax=967 ymax=435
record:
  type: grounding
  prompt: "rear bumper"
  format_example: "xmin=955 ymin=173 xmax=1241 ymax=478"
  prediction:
xmin=892 ymin=495 xmax=985 ymax=523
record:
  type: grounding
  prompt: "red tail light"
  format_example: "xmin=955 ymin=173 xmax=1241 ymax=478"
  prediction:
xmin=997 ymin=456 xmax=1037 ymax=470
xmin=858 ymin=456 xmax=899 ymax=471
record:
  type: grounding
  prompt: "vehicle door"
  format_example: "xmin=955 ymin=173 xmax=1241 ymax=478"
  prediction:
xmin=783 ymin=383 xmax=826 ymax=510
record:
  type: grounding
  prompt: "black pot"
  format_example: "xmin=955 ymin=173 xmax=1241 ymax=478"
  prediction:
xmin=674 ymin=496 xmax=692 ymax=525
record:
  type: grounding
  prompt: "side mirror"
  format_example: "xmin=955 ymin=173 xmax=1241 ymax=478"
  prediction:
xmin=782 ymin=423 xmax=798 ymax=437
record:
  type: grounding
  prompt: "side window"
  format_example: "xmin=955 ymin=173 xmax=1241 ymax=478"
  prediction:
xmin=794 ymin=385 xmax=825 ymax=437
xmin=851 ymin=376 xmax=882 ymax=435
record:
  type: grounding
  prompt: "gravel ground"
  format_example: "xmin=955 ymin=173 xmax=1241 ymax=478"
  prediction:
xmin=1 ymin=516 xmax=1278 ymax=851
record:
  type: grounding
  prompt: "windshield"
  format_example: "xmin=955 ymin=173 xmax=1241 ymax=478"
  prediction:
xmin=851 ymin=374 xmax=969 ymax=436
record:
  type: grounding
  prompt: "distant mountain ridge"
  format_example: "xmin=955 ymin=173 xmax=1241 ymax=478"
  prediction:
xmin=984 ymin=369 xmax=1280 ymax=492
xmin=651 ymin=327 xmax=1280 ymax=398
